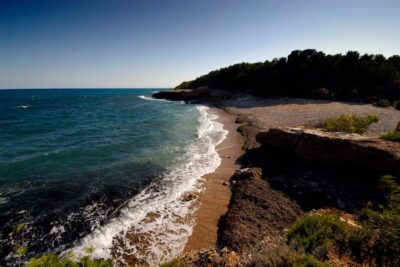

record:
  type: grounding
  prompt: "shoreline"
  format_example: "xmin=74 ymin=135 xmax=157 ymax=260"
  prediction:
xmin=181 ymin=97 xmax=400 ymax=254
xmin=150 ymin=90 xmax=400 ymax=266
xmin=183 ymin=107 xmax=244 ymax=252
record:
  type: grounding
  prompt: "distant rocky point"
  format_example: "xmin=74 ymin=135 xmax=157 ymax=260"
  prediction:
xmin=152 ymin=88 xmax=232 ymax=102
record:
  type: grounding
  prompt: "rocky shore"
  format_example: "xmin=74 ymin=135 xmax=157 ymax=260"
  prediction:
xmin=152 ymin=89 xmax=400 ymax=266
xmin=153 ymin=88 xmax=232 ymax=102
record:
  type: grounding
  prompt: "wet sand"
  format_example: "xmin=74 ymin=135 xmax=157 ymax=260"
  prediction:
xmin=184 ymin=108 xmax=244 ymax=252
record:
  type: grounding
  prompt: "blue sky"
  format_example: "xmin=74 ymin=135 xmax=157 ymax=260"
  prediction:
xmin=0 ymin=0 xmax=399 ymax=88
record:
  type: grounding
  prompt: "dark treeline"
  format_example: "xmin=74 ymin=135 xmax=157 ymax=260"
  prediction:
xmin=177 ymin=49 xmax=400 ymax=101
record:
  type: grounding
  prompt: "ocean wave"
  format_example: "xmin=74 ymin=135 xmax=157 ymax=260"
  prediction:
xmin=68 ymin=106 xmax=228 ymax=265
xmin=138 ymin=95 xmax=185 ymax=104
xmin=138 ymin=95 xmax=164 ymax=101
xmin=17 ymin=105 xmax=31 ymax=109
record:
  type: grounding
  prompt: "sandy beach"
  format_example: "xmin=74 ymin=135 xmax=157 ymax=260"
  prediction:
xmin=183 ymin=108 xmax=244 ymax=252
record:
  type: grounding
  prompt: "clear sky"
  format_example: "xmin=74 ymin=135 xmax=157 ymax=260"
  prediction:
xmin=1 ymin=0 xmax=399 ymax=89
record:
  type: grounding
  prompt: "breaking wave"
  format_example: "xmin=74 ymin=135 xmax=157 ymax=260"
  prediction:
xmin=68 ymin=106 xmax=228 ymax=265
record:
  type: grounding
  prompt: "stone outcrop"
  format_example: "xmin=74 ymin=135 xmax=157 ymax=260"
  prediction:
xmin=153 ymin=89 xmax=210 ymax=101
xmin=256 ymin=127 xmax=400 ymax=177
xmin=218 ymin=168 xmax=304 ymax=252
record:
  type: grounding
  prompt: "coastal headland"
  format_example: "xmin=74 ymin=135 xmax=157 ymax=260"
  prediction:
xmin=152 ymin=88 xmax=400 ymax=266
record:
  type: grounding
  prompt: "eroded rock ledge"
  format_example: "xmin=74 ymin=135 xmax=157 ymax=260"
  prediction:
xmin=256 ymin=127 xmax=400 ymax=177
xmin=218 ymin=168 xmax=303 ymax=252
xmin=217 ymin=126 xmax=400 ymax=264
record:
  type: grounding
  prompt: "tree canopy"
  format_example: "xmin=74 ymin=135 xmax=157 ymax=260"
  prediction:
xmin=176 ymin=49 xmax=400 ymax=101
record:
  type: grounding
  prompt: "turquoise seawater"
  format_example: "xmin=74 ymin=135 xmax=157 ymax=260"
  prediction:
xmin=0 ymin=89 xmax=206 ymax=263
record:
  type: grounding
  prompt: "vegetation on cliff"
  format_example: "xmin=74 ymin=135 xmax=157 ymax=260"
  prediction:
xmin=287 ymin=214 xmax=351 ymax=255
xmin=283 ymin=175 xmax=400 ymax=266
xmin=176 ymin=49 xmax=400 ymax=102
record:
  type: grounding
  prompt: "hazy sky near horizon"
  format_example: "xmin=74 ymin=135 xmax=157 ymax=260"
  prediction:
xmin=1 ymin=0 xmax=399 ymax=89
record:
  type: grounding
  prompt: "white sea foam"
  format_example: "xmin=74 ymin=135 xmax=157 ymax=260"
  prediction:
xmin=68 ymin=106 xmax=228 ymax=265
xmin=0 ymin=197 xmax=9 ymax=205
xmin=17 ymin=105 xmax=31 ymax=109
xmin=138 ymin=95 xmax=185 ymax=104
xmin=138 ymin=95 xmax=160 ymax=101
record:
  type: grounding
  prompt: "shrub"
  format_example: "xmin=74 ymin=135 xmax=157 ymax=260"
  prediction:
xmin=27 ymin=253 xmax=113 ymax=267
xmin=379 ymin=175 xmax=400 ymax=209
xmin=353 ymin=175 xmax=400 ymax=266
xmin=247 ymin=246 xmax=329 ymax=267
xmin=286 ymin=176 xmax=400 ymax=265
xmin=392 ymin=100 xmax=400 ymax=110
xmin=374 ymin=99 xmax=391 ymax=107
xmin=159 ymin=258 xmax=187 ymax=267
xmin=247 ymin=246 xmax=294 ymax=267
xmin=287 ymin=214 xmax=350 ymax=254
xmin=27 ymin=254 xmax=76 ymax=267
xmin=84 ymin=245 xmax=94 ymax=255
xmin=292 ymin=254 xmax=330 ymax=267
xmin=381 ymin=130 xmax=400 ymax=143
xmin=13 ymin=223 xmax=25 ymax=235
xmin=319 ymin=114 xmax=379 ymax=134
xmin=15 ymin=245 xmax=27 ymax=257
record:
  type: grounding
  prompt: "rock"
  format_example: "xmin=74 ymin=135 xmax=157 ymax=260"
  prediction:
xmin=182 ymin=247 xmax=240 ymax=267
xmin=219 ymin=167 xmax=304 ymax=252
xmin=209 ymin=251 xmax=221 ymax=264
xmin=256 ymin=127 xmax=400 ymax=177
xmin=235 ymin=115 xmax=249 ymax=124
xmin=236 ymin=123 xmax=262 ymax=150
xmin=153 ymin=89 xmax=211 ymax=101
xmin=181 ymin=192 xmax=197 ymax=202
xmin=233 ymin=168 xmax=262 ymax=181
xmin=152 ymin=88 xmax=232 ymax=102
xmin=220 ymin=247 xmax=229 ymax=254
xmin=222 ymin=181 xmax=229 ymax=186
xmin=225 ymin=251 xmax=240 ymax=267
xmin=396 ymin=121 xmax=400 ymax=131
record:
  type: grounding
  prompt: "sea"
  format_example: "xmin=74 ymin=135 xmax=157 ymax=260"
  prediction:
xmin=0 ymin=89 xmax=227 ymax=265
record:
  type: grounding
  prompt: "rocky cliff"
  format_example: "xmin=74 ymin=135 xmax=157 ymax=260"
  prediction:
xmin=256 ymin=127 xmax=400 ymax=177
